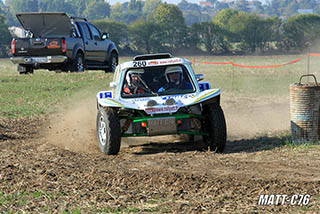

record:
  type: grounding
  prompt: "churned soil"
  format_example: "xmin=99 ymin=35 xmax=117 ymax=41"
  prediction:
xmin=0 ymin=97 xmax=319 ymax=213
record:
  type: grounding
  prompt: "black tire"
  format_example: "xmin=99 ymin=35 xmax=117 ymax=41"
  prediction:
xmin=70 ymin=52 xmax=85 ymax=72
xmin=96 ymin=108 xmax=121 ymax=155
xmin=202 ymin=103 xmax=227 ymax=153
xmin=18 ymin=65 xmax=33 ymax=74
xmin=105 ymin=52 xmax=118 ymax=73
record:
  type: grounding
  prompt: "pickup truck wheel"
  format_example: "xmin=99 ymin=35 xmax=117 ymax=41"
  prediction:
xmin=70 ymin=53 xmax=85 ymax=72
xmin=18 ymin=65 xmax=33 ymax=74
xmin=202 ymin=103 xmax=227 ymax=153
xmin=105 ymin=53 xmax=118 ymax=73
xmin=96 ymin=108 xmax=121 ymax=155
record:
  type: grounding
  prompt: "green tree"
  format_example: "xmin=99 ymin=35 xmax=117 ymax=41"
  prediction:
xmin=110 ymin=0 xmax=143 ymax=24
xmin=40 ymin=0 xmax=74 ymax=14
xmin=143 ymin=0 xmax=161 ymax=19
xmin=228 ymin=12 xmax=268 ymax=52
xmin=282 ymin=14 xmax=320 ymax=51
xmin=69 ymin=0 xmax=89 ymax=17
xmin=183 ymin=11 xmax=201 ymax=26
xmin=191 ymin=22 xmax=228 ymax=54
xmin=0 ymin=14 xmax=11 ymax=57
xmin=8 ymin=0 xmax=38 ymax=13
xmin=83 ymin=0 xmax=110 ymax=20
xmin=129 ymin=19 xmax=164 ymax=53
xmin=154 ymin=3 xmax=186 ymax=49
xmin=92 ymin=19 xmax=128 ymax=48
xmin=110 ymin=10 xmax=142 ymax=24
xmin=0 ymin=1 xmax=16 ymax=26
xmin=213 ymin=9 xmax=239 ymax=42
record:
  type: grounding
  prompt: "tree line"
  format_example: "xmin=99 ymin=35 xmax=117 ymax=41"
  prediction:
xmin=93 ymin=7 xmax=320 ymax=55
xmin=1 ymin=0 xmax=320 ymax=57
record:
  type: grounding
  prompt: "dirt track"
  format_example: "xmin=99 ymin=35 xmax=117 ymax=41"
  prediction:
xmin=0 ymin=96 xmax=319 ymax=213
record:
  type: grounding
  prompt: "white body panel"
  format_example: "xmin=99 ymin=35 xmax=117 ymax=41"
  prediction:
xmin=97 ymin=56 xmax=221 ymax=114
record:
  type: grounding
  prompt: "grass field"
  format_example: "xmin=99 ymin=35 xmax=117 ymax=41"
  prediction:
xmin=0 ymin=56 xmax=319 ymax=213
xmin=0 ymin=54 xmax=316 ymax=118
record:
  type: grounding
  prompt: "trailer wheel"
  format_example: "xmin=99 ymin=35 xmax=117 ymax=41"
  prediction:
xmin=70 ymin=52 xmax=85 ymax=72
xmin=202 ymin=103 xmax=227 ymax=153
xmin=96 ymin=108 xmax=121 ymax=155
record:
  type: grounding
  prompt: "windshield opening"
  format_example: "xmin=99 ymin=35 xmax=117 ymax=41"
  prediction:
xmin=121 ymin=64 xmax=195 ymax=98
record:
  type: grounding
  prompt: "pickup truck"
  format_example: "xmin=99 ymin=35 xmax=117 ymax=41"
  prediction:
xmin=10 ymin=12 xmax=119 ymax=74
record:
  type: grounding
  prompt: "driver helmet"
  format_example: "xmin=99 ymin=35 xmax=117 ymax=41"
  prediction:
xmin=126 ymin=69 xmax=144 ymax=87
xmin=165 ymin=66 xmax=183 ymax=85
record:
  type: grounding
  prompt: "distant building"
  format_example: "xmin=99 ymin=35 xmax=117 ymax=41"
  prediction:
xmin=200 ymin=1 xmax=214 ymax=7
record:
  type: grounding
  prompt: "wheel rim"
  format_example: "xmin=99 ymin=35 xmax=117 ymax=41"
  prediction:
xmin=98 ymin=116 xmax=106 ymax=146
xmin=77 ymin=56 xmax=84 ymax=72
xmin=111 ymin=56 xmax=117 ymax=72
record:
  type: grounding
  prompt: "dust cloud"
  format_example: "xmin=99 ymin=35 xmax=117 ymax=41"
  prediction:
xmin=42 ymin=95 xmax=290 ymax=153
xmin=43 ymin=97 xmax=100 ymax=154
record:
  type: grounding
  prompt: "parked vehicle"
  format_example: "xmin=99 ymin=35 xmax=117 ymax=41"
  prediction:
xmin=10 ymin=12 xmax=118 ymax=74
xmin=96 ymin=53 xmax=227 ymax=155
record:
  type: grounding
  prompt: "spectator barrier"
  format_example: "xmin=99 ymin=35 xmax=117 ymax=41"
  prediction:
xmin=191 ymin=54 xmax=319 ymax=68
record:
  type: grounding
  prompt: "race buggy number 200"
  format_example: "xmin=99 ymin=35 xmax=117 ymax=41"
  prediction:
xmin=96 ymin=53 xmax=226 ymax=155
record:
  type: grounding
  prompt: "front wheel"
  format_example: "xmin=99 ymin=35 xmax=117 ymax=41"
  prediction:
xmin=202 ymin=103 xmax=227 ymax=152
xmin=96 ymin=108 xmax=121 ymax=155
xmin=105 ymin=52 xmax=118 ymax=73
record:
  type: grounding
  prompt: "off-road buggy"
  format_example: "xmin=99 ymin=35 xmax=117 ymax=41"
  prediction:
xmin=96 ymin=53 xmax=226 ymax=155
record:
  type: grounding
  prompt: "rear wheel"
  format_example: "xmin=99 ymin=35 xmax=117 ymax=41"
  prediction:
xmin=18 ymin=64 xmax=34 ymax=74
xmin=105 ymin=52 xmax=118 ymax=73
xmin=70 ymin=53 xmax=85 ymax=72
xmin=96 ymin=108 xmax=121 ymax=155
xmin=202 ymin=103 xmax=227 ymax=152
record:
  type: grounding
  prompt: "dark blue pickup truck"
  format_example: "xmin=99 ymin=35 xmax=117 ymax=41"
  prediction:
xmin=10 ymin=12 xmax=118 ymax=74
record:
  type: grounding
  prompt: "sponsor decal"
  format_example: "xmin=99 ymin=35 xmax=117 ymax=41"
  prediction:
xmin=47 ymin=41 xmax=60 ymax=49
xmin=162 ymin=94 xmax=196 ymax=100
xmin=99 ymin=92 xmax=112 ymax=99
xmin=131 ymin=98 xmax=151 ymax=102
xmin=145 ymin=106 xmax=179 ymax=114
xmin=199 ymin=83 xmax=210 ymax=91
xmin=159 ymin=59 xmax=182 ymax=64
xmin=258 ymin=194 xmax=311 ymax=206
xmin=148 ymin=61 xmax=159 ymax=65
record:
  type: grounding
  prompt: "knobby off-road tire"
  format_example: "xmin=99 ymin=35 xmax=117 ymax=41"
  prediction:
xmin=202 ymin=103 xmax=227 ymax=153
xmin=70 ymin=53 xmax=85 ymax=72
xmin=96 ymin=108 xmax=121 ymax=155
xmin=105 ymin=52 xmax=118 ymax=73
